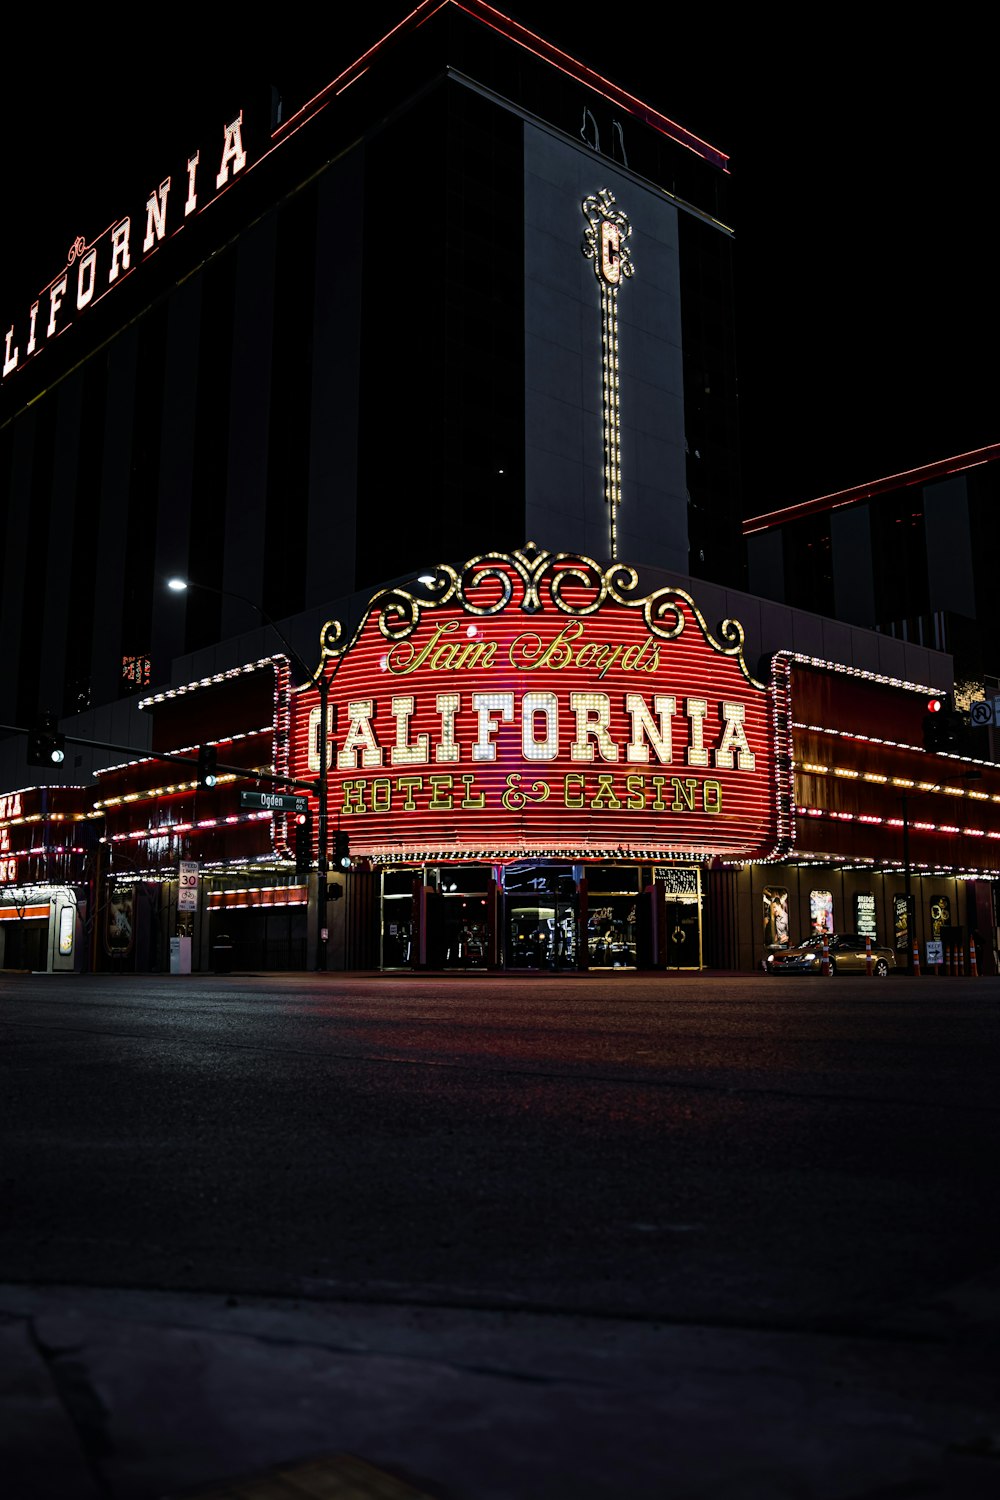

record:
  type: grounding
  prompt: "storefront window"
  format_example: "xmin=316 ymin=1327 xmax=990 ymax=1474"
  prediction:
xmin=586 ymin=865 xmax=638 ymax=969
xmin=505 ymin=862 xmax=576 ymax=897
xmin=441 ymin=899 xmax=489 ymax=967
xmin=382 ymin=867 xmax=415 ymax=968
xmin=436 ymin=867 xmax=491 ymax=968
xmin=435 ymin=865 xmax=492 ymax=894
xmin=655 ymin=867 xmax=702 ymax=970
xmin=587 ymin=864 xmax=640 ymax=893
xmin=502 ymin=862 xmax=577 ymax=969
xmin=664 ymin=898 xmax=701 ymax=968
xmin=586 ymin=897 xmax=637 ymax=967
xmin=508 ymin=898 xmax=576 ymax=968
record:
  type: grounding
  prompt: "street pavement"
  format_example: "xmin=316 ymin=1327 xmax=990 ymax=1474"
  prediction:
xmin=3 ymin=1268 xmax=1000 ymax=1499
xmin=3 ymin=970 xmax=1000 ymax=1498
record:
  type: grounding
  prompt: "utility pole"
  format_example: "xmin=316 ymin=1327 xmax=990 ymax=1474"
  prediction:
xmin=901 ymin=788 xmax=913 ymax=974
xmin=167 ymin=579 xmax=334 ymax=971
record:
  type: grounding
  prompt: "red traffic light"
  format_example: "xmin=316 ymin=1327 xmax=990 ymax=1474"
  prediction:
xmin=927 ymin=697 xmax=943 ymax=713
xmin=295 ymin=812 xmax=308 ymax=825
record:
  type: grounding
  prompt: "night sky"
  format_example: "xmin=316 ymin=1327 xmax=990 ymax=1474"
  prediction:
xmin=3 ymin=7 xmax=996 ymax=518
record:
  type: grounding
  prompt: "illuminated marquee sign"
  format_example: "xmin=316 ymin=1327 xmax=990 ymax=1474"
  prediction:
xmin=291 ymin=546 xmax=789 ymax=864
xmin=3 ymin=113 xmax=249 ymax=382
xmin=0 ymin=788 xmax=90 ymax=884
xmin=0 ymin=822 xmax=14 ymax=882
xmin=582 ymin=188 xmax=633 ymax=560
xmin=2 ymin=794 xmax=28 ymax=883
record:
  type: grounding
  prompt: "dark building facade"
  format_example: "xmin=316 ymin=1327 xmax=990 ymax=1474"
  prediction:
xmin=744 ymin=442 xmax=1000 ymax=701
xmin=0 ymin=1 xmax=741 ymax=736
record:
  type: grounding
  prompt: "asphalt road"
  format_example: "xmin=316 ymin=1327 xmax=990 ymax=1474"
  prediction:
xmin=3 ymin=970 xmax=999 ymax=1336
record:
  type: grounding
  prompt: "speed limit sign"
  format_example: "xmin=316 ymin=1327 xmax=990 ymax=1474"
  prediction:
xmin=178 ymin=859 xmax=200 ymax=912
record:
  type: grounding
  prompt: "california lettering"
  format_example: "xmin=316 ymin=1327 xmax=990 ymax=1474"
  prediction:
xmin=3 ymin=114 xmax=248 ymax=380
xmin=335 ymin=690 xmax=753 ymax=770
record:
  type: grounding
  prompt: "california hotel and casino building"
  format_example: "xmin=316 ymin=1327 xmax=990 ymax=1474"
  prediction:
xmin=1 ymin=2 xmax=998 ymax=976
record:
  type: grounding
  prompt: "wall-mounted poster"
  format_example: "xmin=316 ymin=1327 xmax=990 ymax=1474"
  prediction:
xmin=106 ymin=885 xmax=134 ymax=955
xmin=930 ymin=895 xmax=951 ymax=940
xmin=58 ymin=904 xmax=75 ymax=957
xmin=763 ymin=887 xmax=789 ymax=949
xmin=809 ymin=890 xmax=833 ymax=935
xmin=854 ymin=892 xmax=877 ymax=940
xmin=893 ymin=894 xmax=913 ymax=951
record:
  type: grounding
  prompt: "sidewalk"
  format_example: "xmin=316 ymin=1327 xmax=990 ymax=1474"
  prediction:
xmin=3 ymin=1276 xmax=1000 ymax=1499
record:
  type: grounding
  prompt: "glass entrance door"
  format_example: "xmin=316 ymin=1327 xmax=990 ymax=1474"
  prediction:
xmin=506 ymin=898 xmax=577 ymax=969
xmin=665 ymin=898 xmax=701 ymax=969
xmin=381 ymin=868 xmax=415 ymax=969
xmin=503 ymin=862 xmax=578 ymax=970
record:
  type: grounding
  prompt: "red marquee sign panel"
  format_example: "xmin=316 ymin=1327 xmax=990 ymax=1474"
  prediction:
xmin=290 ymin=547 xmax=786 ymax=863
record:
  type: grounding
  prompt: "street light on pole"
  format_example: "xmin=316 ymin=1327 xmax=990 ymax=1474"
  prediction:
xmin=166 ymin=577 xmax=333 ymax=972
xmin=900 ymin=786 xmax=914 ymax=973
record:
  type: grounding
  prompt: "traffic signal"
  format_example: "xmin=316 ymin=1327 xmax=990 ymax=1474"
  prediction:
xmin=197 ymin=744 xmax=218 ymax=788
xmin=295 ymin=813 xmax=313 ymax=874
xmin=334 ymin=829 xmax=351 ymax=869
xmin=923 ymin=695 xmax=967 ymax=753
xmin=27 ymin=712 xmax=66 ymax=767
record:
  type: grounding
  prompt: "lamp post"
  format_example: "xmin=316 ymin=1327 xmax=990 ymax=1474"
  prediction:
xmin=167 ymin=578 xmax=332 ymax=972
xmin=900 ymin=787 xmax=914 ymax=973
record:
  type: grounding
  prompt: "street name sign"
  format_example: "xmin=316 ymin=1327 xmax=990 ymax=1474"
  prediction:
xmin=240 ymin=791 xmax=309 ymax=814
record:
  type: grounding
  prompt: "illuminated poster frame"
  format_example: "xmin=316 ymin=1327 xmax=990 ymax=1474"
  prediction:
xmin=854 ymin=891 xmax=877 ymax=940
xmin=763 ymin=885 xmax=790 ymax=950
xmin=291 ymin=546 xmax=792 ymax=865
xmin=809 ymin=889 xmax=834 ymax=935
